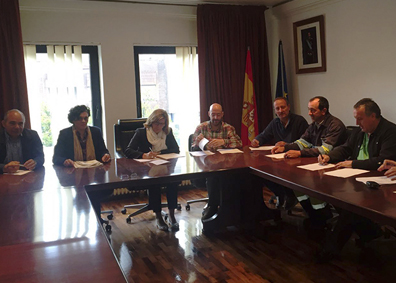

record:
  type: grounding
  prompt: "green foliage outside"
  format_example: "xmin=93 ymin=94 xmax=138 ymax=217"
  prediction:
xmin=141 ymin=86 xmax=159 ymax=118
xmin=41 ymin=103 xmax=52 ymax=147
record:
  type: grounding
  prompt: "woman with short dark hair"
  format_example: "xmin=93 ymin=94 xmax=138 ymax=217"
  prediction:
xmin=53 ymin=105 xmax=110 ymax=166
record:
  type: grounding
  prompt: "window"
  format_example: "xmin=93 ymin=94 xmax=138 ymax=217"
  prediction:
xmin=134 ymin=46 xmax=200 ymax=153
xmin=24 ymin=45 xmax=102 ymax=161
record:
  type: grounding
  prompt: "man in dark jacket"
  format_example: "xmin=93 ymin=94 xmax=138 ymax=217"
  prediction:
xmin=251 ymin=97 xmax=309 ymax=209
xmin=317 ymin=98 xmax=396 ymax=262
xmin=272 ymin=96 xmax=347 ymax=230
xmin=0 ymin=109 xmax=44 ymax=174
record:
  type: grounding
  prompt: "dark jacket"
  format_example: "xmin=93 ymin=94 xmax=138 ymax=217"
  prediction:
xmin=285 ymin=113 xmax=347 ymax=157
xmin=328 ymin=117 xmax=396 ymax=170
xmin=0 ymin=128 xmax=44 ymax=173
xmin=124 ymin=127 xmax=179 ymax=159
xmin=255 ymin=113 xmax=308 ymax=145
xmin=53 ymin=126 xmax=109 ymax=165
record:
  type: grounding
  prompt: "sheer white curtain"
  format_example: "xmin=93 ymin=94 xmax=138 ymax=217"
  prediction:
xmin=170 ymin=47 xmax=200 ymax=154
xmin=23 ymin=45 xmax=90 ymax=150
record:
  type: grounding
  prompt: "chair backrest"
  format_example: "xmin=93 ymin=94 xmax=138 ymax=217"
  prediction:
xmin=114 ymin=118 xmax=147 ymax=158
xmin=188 ymin=134 xmax=194 ymax=152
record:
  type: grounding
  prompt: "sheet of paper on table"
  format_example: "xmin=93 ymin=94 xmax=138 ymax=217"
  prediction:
xmin=356 ymin=176 xmax=396 ymax=185
xmin=324 ymin=168 xmax=369 ymax=178
xmin=265 ymin=153 xmax=285 ymax=159
xmin=217 ymin=148 xmax=244 ymax=154
xmin=133 ymin=159 xmax=152 ymax=162
xmin=4 ymin=170 xmax=32 ymax=176
xmin=150 ymin=159 xmax=170 ymax=165
xmin=249 ymin=145 xmax=275 ymax=151
xmin=73 ymin=160 xmax=103 ymax=168
xmin=157 ymin=153 xmax=184 ymax=160
xmin=189 ymin=151 xmax=215 ymax=156
xmin=297 ymin=163 xmax=336 ymax=171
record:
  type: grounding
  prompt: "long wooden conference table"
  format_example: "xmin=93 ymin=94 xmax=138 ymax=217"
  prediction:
xmin=1 ymin=147 xmax=395 ymax=281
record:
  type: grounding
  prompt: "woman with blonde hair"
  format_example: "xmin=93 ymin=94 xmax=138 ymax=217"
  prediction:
xmin=125 ymin=109 xmax=180 ymax=231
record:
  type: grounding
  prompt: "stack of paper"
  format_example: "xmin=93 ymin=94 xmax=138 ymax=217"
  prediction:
xmin=157 ymin=153 xmax=184 ymax=160
xmin=324 ymin=168 xmax=369 ymax=178
xmin=265 ymin=153 xmax=286 ymax=159
xmin=297 ymin=163 xmax=336 ymax=171
xmin=73 ymin=160 xmax=103 ymax=168
xmin=189 ymin=151 xmax=215 ymax=157
xmin=217 ymin=148 xmax=243 ymax=154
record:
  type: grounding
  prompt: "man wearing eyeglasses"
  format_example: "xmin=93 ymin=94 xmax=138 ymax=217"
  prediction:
xmin=271 ymin=96 xmax=347 ymax=234
xmin=0 ymin=109 xmax=44 ymax=174
xmin=192 ymin=103 xmax=243 ymax=221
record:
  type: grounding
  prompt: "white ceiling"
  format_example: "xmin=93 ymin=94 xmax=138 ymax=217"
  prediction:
xmin=83 ymin=0 xmax=292 ymax=7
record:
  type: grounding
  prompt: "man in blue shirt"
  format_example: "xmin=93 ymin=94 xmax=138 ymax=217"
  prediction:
xmin=251 ymin=97 xmax=308 ymax=209
xmin=0 ymin=109 xmax=44 ymax=174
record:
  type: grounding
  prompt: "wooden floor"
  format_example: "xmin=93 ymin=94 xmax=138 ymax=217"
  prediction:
xmin=101 ymin=187 xmax=396 ymax=283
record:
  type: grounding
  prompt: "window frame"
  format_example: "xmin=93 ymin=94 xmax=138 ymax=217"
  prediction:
xmin=134 ymin=46 xmax=176 ymax=118
xmin=35 ymin=45 xmax=103 ymax=129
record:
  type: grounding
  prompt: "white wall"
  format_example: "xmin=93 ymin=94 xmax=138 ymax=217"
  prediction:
xmin=268 ymin=0 xmax=396 ymax=126
xmin=19 ymin=0 xmax=197 ymax=155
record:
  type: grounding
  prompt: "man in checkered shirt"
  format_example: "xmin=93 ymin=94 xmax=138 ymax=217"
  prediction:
xmin=192 ymin=103 xmax=242 ymax=221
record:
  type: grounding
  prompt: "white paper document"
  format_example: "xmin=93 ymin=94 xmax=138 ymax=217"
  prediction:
xmin=189 ymin=151 xmax=215 ymax=157
xmin=150 ymin=159 xmax=169 ymax=165
xmin=4 ymin=170 xmax=32 ymax=176
xmin=250 ymin=145 xmax=275 ymax=151
xmin=324 ymin=168 xmax=369 ymax=178
xmin=217 ymin=148 xmax=243 ymax=154
xmin=73 ymin=160 xmax=102 ymax=168
xmin=356 ymin=176 xmax=396 ymax=185
xmin=198 ymin=138 xmax=209 ymax=151
xmin=157 ymin=153 xmax=184 ymax=160
xmin=134 ymin=159 xmax=152 ymax=163
xmin=297 ymin=163 xmax=336 ymax=171
xmin=265 ymin=153 xmax=286 ymax=159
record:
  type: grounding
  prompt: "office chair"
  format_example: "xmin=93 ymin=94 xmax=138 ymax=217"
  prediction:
xmin=114 ymin=118 xmax=181 ymax=223
xmin=185 ymin=134 xmax=209 ymax=211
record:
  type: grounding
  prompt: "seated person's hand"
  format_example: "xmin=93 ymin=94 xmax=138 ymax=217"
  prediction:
xmin=102 ymin=153 xmax=111 ymax=163
xmin=24 ymin=159 xmax=37 ymax=170
xmin=378 ymin=159 xmax=396 ymax=177
xmin=3 ymin=161 xmax=20 ymax=173
xmin=271 ymin=145 xmax=285 ymax=154
xmin=275 ymin=141 xmax=286 ymax=147
xmin=335 ymin=160 xmax=353 ymax=169
xmin=195 ymin=133 xmax=204 ymax=144
xmin=318 ymin=154 xmax=330 ymax=165
xmin=63 ymin=159 xmax=74 ymax=167
xmin=284 ymin=150 xmax=301 ymax=159
xmin=378 ymin=159 xmax=396 ymax=171
xmin=250 ymin=139 xmax=260 ymax=148
xmin=142 ymin=151 xmax=158 ymax=159
xmin=207 ymin=139 xmax=225 ymax=150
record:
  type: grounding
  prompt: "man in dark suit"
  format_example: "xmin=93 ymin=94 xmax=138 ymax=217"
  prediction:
xmin=0 ymin=109 xmax=44 ymax=174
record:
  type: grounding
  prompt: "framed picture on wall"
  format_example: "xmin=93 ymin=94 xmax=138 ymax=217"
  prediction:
xmin=293 ymin=15 xmax=326 ymax=74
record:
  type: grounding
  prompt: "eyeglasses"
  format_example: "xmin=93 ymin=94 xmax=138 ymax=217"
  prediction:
xmin=77 ymin=116 xmax=89 ymax=121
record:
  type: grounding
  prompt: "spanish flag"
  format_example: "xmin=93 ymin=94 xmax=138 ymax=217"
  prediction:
xmin=241 ymin=49 xmax=259 ymax=146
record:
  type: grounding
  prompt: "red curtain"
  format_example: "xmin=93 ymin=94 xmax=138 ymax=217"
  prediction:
xmin=197 ymin=5 xmax=272 ymax=135
xmin=0 ymin=0 xmax=30 ymax=128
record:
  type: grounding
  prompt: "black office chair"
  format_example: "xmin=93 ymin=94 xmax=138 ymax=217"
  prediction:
xmin=114 ymin=118 xmax=147 ymax=158
xmin=185 ymin=134 xmax=209 ymax=211
xmin=114 ymin=118 xmax=181 ymax=223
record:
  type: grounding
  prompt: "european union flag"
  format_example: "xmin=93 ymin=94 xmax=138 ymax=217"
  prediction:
xmin=275 ymin=41 xmax=288 ymax=100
